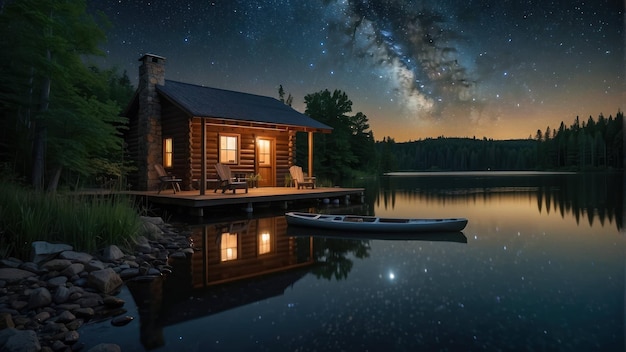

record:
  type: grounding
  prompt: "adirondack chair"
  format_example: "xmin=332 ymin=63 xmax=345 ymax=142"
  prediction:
xmin=155 ymin=164 xmax=182 ymax=194
xmin=289 ymin=165 xmax=316 ymax=189
xmin=215 ymin=163 xmax=248 ymax=193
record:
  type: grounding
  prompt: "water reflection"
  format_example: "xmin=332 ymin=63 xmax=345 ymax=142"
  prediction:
xmin=80 ymin=172 xmax=623 ymax=351
xmin=367 ymin=172 xmax=623 ymax=230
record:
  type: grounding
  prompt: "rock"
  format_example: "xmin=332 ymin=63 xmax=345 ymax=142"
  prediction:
xmin=41 ymin=259 xmax=72 ymax=272
xmin=103 ymin=296 xmax=125 ymax=308
xmin=64 ymin=330 xmax=80 ymax=344
xmin=119 ymin=268 xmax=140 ymax=279
xmin=140 ymin=216 xmax=165 ymax=226
xmin=0 ymin=258 xmax=22 ymax=268
xmin=28 ymin=287 xmax=52 ymax=309
xmin=65 ymin=318 xmax=83 ymax=331
xmin=87 ymin=343 xmax=121 ymax=352
xmin=110 ymin=315 xmax=133 ymax=326
xmin=11 ymin=300 xmax=28 ymax=311
xmin=47 ymin=276 xmax=68 ymax=288
xmin=76 ymin=295 xmax=102 ymax=308
xmin=101 ymin=246 xmax=125 ymax=262
xmin=33 ymin=311 xmax=51 ymax=323
xmin=53 ymin=286 xmax=70 ymax=304
xmin=87 ymin=268 xmax=123 ymax=295
xmin=134 ymin=242 xmax=152 ymax=254
xmin=84 ymin=260 xmax=106 ymax=272
xmin=55 ymin=310 xmax=76 ymax=324
xmin=0 ymin=328 xmax=41 ymax=352
xmin=51 ymin=340 xmax=67 ymax=351
xmin=141 ymin=221 xmax=164 ymax=240
xmin=59 ymin=250 xmax=93 ymax=264
xmin=61 ymin=263 xmax=85 ymax=277
xmin=0 ymin=312 xmax=15 ymax=329
xmin=0 ymin=268 xmax=37 ymax=283
xmin=30 ymin=241 xmax=73 ymax=264
xmin=73 ymin=308 xmax=95 ymax=319
xmin=17 ymin=262 xmax=43 ymax=275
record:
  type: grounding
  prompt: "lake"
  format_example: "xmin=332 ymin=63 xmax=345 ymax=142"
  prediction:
xmin=80 ymin=172 xmax=624 ymax=351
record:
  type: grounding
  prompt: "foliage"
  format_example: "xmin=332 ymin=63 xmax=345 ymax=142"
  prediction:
xmin=303 ymin=89 xmax=376 ymax=183
xmin=377 ymin=137 xmax=538 ymax=171
xmin=373 ymin=111 xmax=623 ymax=172
xmin=535 ymin=111 xmax=623 ymax=170
xmin=0 ymin=0 xmax=134 ymax=191
xmin=0 ymin=181 xmax=142 ymax=259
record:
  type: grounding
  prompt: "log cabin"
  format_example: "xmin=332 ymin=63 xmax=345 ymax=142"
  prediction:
xmin=123 ymin=54 xmax=332 ymax=193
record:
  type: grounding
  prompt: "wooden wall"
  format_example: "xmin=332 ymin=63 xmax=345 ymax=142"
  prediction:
xmin=189 ymin=119 xmax=294 ymax=188
xmin=160 ymin=99 xmax=193 ymax=189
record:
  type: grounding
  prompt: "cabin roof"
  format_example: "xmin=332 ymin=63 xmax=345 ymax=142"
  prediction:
xmin=155 ymin=80 xmax=332 ymax=132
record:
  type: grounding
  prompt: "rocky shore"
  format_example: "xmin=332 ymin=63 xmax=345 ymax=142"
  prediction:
xmin=0 ymin=216 xmax=192 ymax=352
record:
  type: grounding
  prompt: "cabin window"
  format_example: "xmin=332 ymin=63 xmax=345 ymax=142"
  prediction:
xmin=258 ymin=232 xmax=271 ymax=255
xmin=219 ymin=134 xmax=239 ymax=164
xmin=163 ymin=138 xmax=173 ymax=168
xmin=220 ymin=233 xmax=238 ymax=261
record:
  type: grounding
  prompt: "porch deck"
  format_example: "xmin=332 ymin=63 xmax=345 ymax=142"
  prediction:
xmin=133 ymin=186 xmax=365 ymax=216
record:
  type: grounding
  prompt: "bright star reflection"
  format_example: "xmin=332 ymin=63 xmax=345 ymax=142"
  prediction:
xmin=389 ymin=272 xmax=395 ymax=280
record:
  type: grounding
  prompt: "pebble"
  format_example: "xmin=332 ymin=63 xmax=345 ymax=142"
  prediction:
xmin=0 ymin=217 xmax=193 ymax=352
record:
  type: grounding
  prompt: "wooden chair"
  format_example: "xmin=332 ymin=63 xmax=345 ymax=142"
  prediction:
xmin=215 ymin=163 xmax=248 ymax=193
xmin=155 ymin=164 xmax=182 ymax=194
xmin=289 ymin=165 xmax=315 ymax=189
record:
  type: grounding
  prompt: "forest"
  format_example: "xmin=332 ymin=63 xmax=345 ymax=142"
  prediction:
xmin=374 ymin=111 xmax=623 ymax=173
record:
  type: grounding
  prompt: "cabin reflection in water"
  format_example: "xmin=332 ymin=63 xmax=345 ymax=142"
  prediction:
xmin=191 ymin=216 xmax=315 ymax=288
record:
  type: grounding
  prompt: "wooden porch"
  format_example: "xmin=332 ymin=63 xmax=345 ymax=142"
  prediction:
xmin=133 ymin=186 xmax=365 ymax=217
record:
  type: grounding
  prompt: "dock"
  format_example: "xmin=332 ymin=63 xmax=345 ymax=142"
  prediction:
xmin=132 ymin=187 xmax=365 ymax=216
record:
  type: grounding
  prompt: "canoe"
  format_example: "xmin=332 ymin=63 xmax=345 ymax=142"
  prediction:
xmin=285 ymin=212 xmax=468 ymax=233
xmin=286 ymin=225 xmax=468 ymax=243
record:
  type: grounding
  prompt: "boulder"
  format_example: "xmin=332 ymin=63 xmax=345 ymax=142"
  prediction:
xmin=101 ymin=245 xmax=125 ymax=262
xmin=28 ymin=287 xmax=52 ymax=309
xmin=41 ymin=258 xmax=72 ymax=272
xmin=87 ymin=268 xmax=122 ymax=294
xmin=30 ymin=241 xmax=72 ymax=264
xmin=0 ymin=328 xmax=40 ymax=352
xmin=59 ymin=250 xmax=93 ymax=263
xmin=0 ymin=268 xmax=36 ymax=283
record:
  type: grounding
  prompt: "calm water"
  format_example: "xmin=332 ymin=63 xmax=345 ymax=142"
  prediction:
xmin=80 ymin=172 xmax=624 ymax=351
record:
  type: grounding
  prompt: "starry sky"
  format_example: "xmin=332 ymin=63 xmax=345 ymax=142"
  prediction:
xmin=90 ymin=0 xmax=624 ymax=142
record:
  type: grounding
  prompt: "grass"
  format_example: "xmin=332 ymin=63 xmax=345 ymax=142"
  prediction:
xmin=0 ymin=181 xmax=142 ymax=259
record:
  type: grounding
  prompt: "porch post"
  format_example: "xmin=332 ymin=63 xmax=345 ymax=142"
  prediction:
xmin=200 ymin=117 xmax=206 ymax=195
xmin=308 ymin=131 xmax=313 ymax=177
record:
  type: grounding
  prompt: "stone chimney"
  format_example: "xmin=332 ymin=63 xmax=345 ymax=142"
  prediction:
xmin=137 ymin=53 xmax=166 ymax=191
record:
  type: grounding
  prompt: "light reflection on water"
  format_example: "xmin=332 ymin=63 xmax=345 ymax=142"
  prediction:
xmin=80 ymin=172 xmax=624 ymax=351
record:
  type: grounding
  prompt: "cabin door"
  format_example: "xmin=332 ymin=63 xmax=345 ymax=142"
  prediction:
xmin=256 ymin=137 xmax=274 ymax=187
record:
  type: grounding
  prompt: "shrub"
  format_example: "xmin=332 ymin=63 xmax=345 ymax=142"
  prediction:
xmin=0 ymin=182 xmax=141 ymax=259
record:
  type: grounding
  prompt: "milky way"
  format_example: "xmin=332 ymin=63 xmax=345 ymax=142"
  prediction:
xmin=91 ymin=0 xmax=624 ymax=141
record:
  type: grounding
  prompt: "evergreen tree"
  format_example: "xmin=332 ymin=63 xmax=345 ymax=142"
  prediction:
xmin=304 ymin=89 xmax=375 ymax=182
xmin=0 ymin=0 xmax=129 ymax=190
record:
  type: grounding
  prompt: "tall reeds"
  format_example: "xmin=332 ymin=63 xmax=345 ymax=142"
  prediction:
xmin=0 ymin=182 xmax=142 ymax=259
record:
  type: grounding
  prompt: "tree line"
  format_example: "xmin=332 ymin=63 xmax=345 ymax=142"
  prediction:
xmin=374 ymin=111 xmax=623 ymax=173
xmin=534 ymin=112 xmax=623 ymax=170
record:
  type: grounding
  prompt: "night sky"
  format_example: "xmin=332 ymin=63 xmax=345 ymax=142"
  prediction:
xmin=90 ymin=0 xmax=624 ymax=141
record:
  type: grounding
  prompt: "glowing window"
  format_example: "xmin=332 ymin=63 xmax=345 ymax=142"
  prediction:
xmin=220 ymin=233 xmax=238 ymax=261
xmin=219 ymin=135 xmax=239 ymax=164
xmin=258 ymin=232 xmax=271 ymax=255
xmin=163 ymin=138 xmax=173 ymax=168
